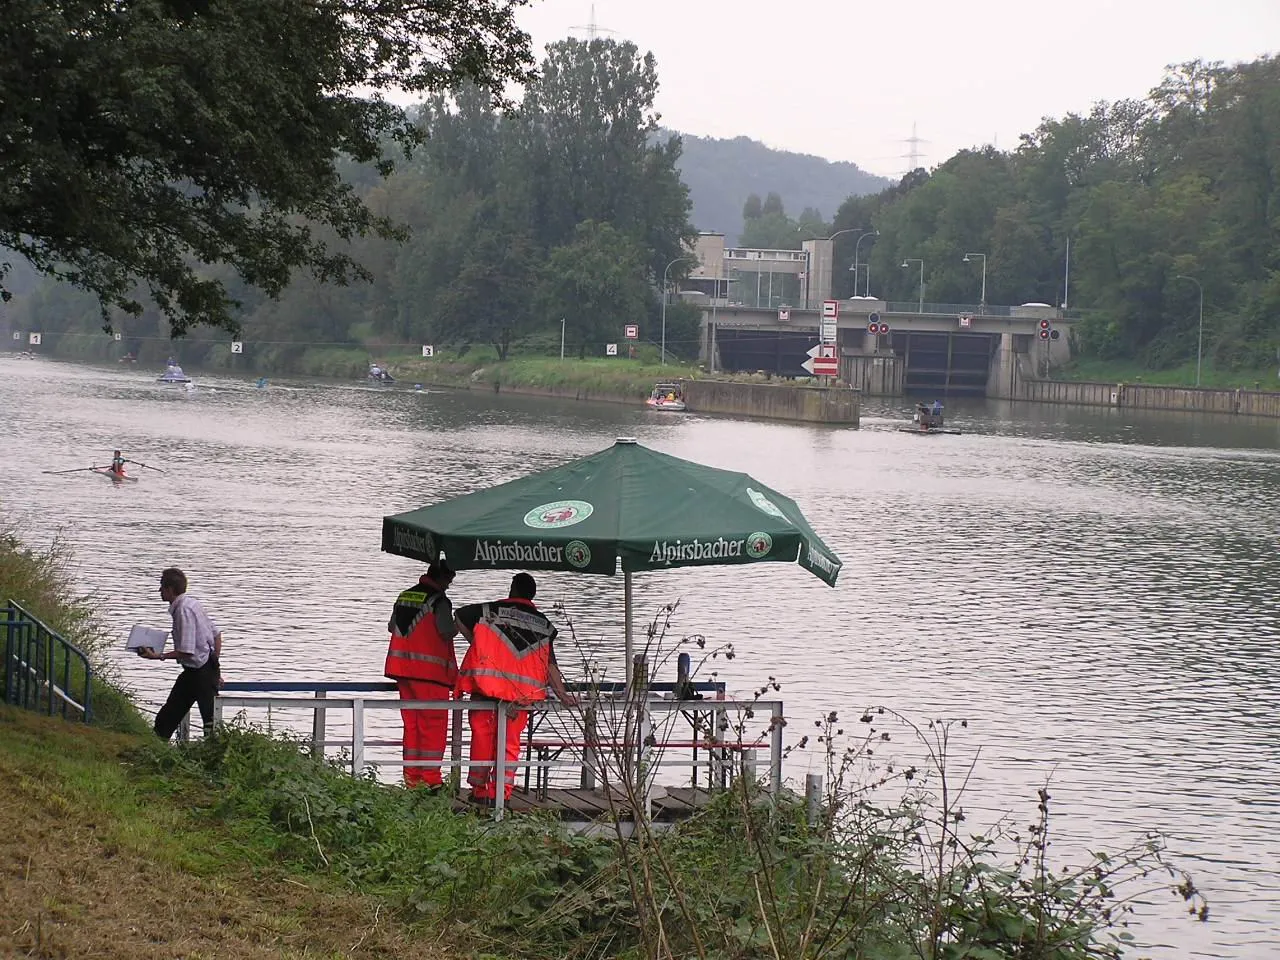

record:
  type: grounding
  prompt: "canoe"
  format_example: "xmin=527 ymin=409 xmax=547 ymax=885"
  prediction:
xmin=92 ymin=467 xmax=139 ymax=482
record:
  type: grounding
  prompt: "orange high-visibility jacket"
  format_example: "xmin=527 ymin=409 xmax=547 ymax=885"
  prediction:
xmin=456 ymin=598 xmax=553 ymax=704
xmin=384 ymin=580 xmax=457 ymax=686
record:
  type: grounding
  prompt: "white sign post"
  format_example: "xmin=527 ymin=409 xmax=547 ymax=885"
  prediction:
xmin=606 ymin=343 xmax=618 ymax=356
xmin=820 ymin=299 xmax=838 ymax=342
xmin=230 ymin=341 xmax=243 ymax=354
xmin=421 ymin=345 xmax=435 ymax=357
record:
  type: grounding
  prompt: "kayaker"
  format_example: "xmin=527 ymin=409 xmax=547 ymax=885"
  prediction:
xmin=110 ymin=450 xmax=126 ymax=477
xmin=384 ymin=560 xmax=459 ymax=789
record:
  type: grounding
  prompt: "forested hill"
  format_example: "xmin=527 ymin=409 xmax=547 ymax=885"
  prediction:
xmin=672 ymin=133 xmax=890 ymax=242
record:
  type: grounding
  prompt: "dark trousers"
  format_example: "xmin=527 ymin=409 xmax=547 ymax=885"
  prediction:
xmin=154 ymin=658 xmax=221 ymax=740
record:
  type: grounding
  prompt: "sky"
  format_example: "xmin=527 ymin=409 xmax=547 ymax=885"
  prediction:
xmin=513 ymin=0 xmax=1280 ymax=178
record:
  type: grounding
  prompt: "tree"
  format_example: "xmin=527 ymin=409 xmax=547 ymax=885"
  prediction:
xmin=742 ymin=194 xmax=763 ymax=222
xmin=0 ymin=0 xmax=535 ymax=335
xmin=538 ymin=221 xmax=649 ymax=355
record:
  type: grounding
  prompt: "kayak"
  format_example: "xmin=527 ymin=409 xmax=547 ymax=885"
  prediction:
xmin=92 ymin=467 xmax=138 ymax=483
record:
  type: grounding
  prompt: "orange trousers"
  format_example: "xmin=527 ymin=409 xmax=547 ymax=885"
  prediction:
xmin=397 ymin=679 xmax=451 ymax=787
xmin=467 ymin=703 xmax=527 ymax=800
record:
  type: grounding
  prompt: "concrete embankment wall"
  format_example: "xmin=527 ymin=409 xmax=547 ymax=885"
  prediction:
xmin=1019 ymin=378 xmax=1280 ymax=418
xmin=681 ymin=380 xmax=859 ymax=425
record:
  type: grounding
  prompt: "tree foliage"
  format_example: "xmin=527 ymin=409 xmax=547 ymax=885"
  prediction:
xmin=832 ymin=56 xmax=1280 ymax=370
xmin=0 ymin=0 xmax=536 ymax=335
xmin=7 ymin=37 xmax=696 ymax=361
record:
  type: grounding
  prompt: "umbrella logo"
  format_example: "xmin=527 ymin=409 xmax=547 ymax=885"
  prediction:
xmin=747 ymin=487 xmax=787 ymax=520
xmin=565 ymin=541 xmax=592 ymax=569
xmin=523 ymin=499 xmax=594 ymax=529
xmin=745 ymin=532 xmax=773 ymax=559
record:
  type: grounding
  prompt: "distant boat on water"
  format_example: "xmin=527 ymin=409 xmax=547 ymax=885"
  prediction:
xmin=158 ymin=358 xmax=191 ymax=383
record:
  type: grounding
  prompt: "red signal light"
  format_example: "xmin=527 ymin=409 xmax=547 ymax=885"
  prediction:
xmin=878 ymin=323 xmax=890 ymax=334
xmin=1039 ymin=329 xmax=1050 ymax=340
xmin=867 ymin=321 xmax=878 ymax=334
xmin=1039 ymin=319 xmax=1050 ymax=330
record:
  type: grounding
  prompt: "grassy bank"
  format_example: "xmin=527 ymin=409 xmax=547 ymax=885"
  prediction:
xmin=1059 ymin=358 xmax=1280 ymax=390
xmin=398 ymin=347 xmax=703 ymax=399
xmin=0 ymin=521 xmax=148 ymax=734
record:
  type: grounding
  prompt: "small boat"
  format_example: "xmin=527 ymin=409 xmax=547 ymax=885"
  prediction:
xmin=899 ymin=401 xmax=961 ymax=435
xmin=368 ymin=364 xmax=395 ymax=384
xmin=92 ymin=467 xmax=138 ymax=483
xmin=158 ymin=359 xmax=191 ymax=383
xmin=645 ymin=381 xmax=687 ymax=412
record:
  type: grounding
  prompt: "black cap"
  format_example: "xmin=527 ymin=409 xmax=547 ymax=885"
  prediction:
xmin=427 ymin=559 xmax=455 ymax=584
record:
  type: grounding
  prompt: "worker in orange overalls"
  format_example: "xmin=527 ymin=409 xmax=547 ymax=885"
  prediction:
xmin=385 ymin=560 xmax=458 ymax=789
xmin=454 ymin=572 xmax=577 ymax=805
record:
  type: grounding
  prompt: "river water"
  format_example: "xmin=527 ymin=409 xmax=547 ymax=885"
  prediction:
xmin=2 ymin=357 xmax=1278 ymax=958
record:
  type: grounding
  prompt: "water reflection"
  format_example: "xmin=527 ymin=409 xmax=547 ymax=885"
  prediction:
xmin=2 ymin=358 xmax=1278 ymax=959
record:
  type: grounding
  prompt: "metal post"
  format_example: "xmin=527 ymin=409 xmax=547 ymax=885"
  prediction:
xmin=806 ymin=773 xmax=823 ymax=825
xmin=770 ymin=701 xmax=783 ymax=790
xmin=918 ymin=259 xmax=924 ymax=313
xmin=450 ymin=698 xmax=464 ymax=792
xmin=1175 ymin=275 xmax=1204 ymax=387
xmin=311 ymin=689 xmax=327 ymax=759
xmin=212 ymin=695 xmax=223 ymax=729
xmin=741 ymin=748 xmax=758 ymax=784
xmin=854 ymin=230 xmax=877 ymax=298
xmin=494 ymin=706 xmax=508 ymax=821
xmin=560 ymin=318 xmax=565 ymax=361
xmin=638 ymin=705 xmax=653 ymax=822
xmin=623 ymin=570 xmax=634 ymax=684
xmin=351 ymin=697 xmax=365 ymax=776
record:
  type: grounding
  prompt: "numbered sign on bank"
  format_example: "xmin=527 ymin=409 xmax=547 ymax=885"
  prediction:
xmin=421 ymin=345 xmax=434 ymax=358
xmin=11 ymin=331 xmax=20 ymax=341
xmin=230 ymin=341 xmax=243 ymax=354
xmin=606 ymin=343 xmax=618 ymax=356
xmin=28 ymin=332 xmax=41 ymax=346
xmin=114 ymin=332 xmax=122 ymax=341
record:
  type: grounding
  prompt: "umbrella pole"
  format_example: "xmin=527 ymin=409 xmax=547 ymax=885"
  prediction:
xmin=624 ymin=570 xmax=634 ymax=686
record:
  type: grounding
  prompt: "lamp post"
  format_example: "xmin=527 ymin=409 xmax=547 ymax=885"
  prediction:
xmin=1174 ymin=274 xmax=1204 ymax=387
xmin=962 ymin=253 xmax=987 ymax=313
xmin=854 ymin=230 xmax=879 ymax=296
xmin=901 ymin=258 xmax=924 ymax=313
xmin=661 ymin=256 xmax=696 ymax=367
xmin=560 ymin=317 xmax=566 ymax=361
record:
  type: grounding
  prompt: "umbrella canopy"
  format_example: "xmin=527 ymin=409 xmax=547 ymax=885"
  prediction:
xmin=381 ymin=438 xmax=841 ymax=586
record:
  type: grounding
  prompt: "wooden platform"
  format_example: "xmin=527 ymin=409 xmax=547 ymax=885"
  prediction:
xmin=451 ymin=785 xmax=718 ymax=822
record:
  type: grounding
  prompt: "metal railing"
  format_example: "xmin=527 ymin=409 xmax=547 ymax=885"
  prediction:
xmin=2 ymin=601 xmax=93 ymax=722
xmin=210 ymin=680 xmax=784 ymax=821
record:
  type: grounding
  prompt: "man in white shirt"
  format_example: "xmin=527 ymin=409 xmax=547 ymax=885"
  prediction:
xmin=139 ymin=567 xmax=223 ymax=740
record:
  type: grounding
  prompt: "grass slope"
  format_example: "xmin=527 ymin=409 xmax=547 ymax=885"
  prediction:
xmin=0 ymin=708 xmax=437 ymax=960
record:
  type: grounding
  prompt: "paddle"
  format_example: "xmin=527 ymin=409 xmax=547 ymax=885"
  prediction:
xmin=125 ymin=459 xmax=166 ymax=473
xmin=41 ymin=467 xmax=96 ymax=475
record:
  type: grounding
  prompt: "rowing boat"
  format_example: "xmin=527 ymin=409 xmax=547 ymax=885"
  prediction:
xmin=92 ymin=467 xmax=139 ymax=483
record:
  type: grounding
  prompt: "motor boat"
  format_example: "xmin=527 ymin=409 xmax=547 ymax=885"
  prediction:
xmin=158 ymin=359 xmax=191 ymax=383
xmin=645 ymin=381 xmax=687 ymax=412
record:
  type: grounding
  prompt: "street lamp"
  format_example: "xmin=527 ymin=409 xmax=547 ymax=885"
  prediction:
xmin=962 ymin=253 xmax=987 ymax=313
xmin=1174 ymin=274 xmax=1204 ymax=387
xmin=661 ymin=256 xmax=696 ymax=366
xmin=854 ymin=230 xmax=879 ymax=296
xmin=901 ymin=258 xmax=924 ymax=313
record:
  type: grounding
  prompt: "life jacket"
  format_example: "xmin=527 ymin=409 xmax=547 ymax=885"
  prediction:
xmin=456 ymin=598 xmax=554 ymax=704
xmin=384 ymin=578 xmax=457 ymax=685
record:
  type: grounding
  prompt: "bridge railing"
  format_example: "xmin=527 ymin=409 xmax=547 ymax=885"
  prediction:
xmin=2 ymin=601 xmax=93 ymax=722
xmin=884 ymin=301 xmax=1015 ymax=317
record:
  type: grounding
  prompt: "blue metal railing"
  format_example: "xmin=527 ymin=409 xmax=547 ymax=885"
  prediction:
xmin=2 ymin=601 xmax=93 ymax=722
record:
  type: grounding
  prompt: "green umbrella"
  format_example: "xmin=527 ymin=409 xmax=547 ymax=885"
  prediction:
xmin=381 ymin=438 xmax=841 ymax=678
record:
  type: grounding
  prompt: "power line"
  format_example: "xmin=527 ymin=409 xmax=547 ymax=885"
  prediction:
xmin=898 ymin=121 xmax=929 ymax=175
xmin=569 ymin=3 xmax=616 ymax=41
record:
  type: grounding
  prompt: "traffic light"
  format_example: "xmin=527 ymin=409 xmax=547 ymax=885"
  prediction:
xmin=1038 ymin=319 xmax=1050 ymax=340
xmin=867 ymin=321 xmax=878 ymax=334
xmin=878 ymin=322 xmax=890 ymax=335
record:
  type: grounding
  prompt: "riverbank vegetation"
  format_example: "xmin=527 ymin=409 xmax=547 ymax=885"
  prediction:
xmin=0 ymin=520 xmax=147 ymax=734
xmin=0 ymin=703 xmax=1206 ymax=960
xmin=6 ymin=24 xmax=1276 ymax=387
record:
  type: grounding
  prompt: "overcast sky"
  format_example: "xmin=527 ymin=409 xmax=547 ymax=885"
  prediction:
xmin=515 ymin=0 xmax=1280 ymax=177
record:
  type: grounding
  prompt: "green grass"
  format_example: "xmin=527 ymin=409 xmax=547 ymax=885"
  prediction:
xmin=1059 ymin=358 xmax=1280 ymax=390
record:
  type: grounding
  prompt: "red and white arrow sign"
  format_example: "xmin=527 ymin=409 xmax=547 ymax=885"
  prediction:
xmin=802 ymin=356 xmax=839 ymax=376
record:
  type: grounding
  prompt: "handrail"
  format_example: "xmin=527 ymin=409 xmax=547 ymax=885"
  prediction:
xmin=2 ymin=601 xmax=93 ymax=722
xmin=211 ymin=687 xmax=782 ymax=821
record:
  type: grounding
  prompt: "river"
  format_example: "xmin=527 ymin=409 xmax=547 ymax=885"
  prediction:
xmin=2 ymin=356 xmax=1278 ymax=958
